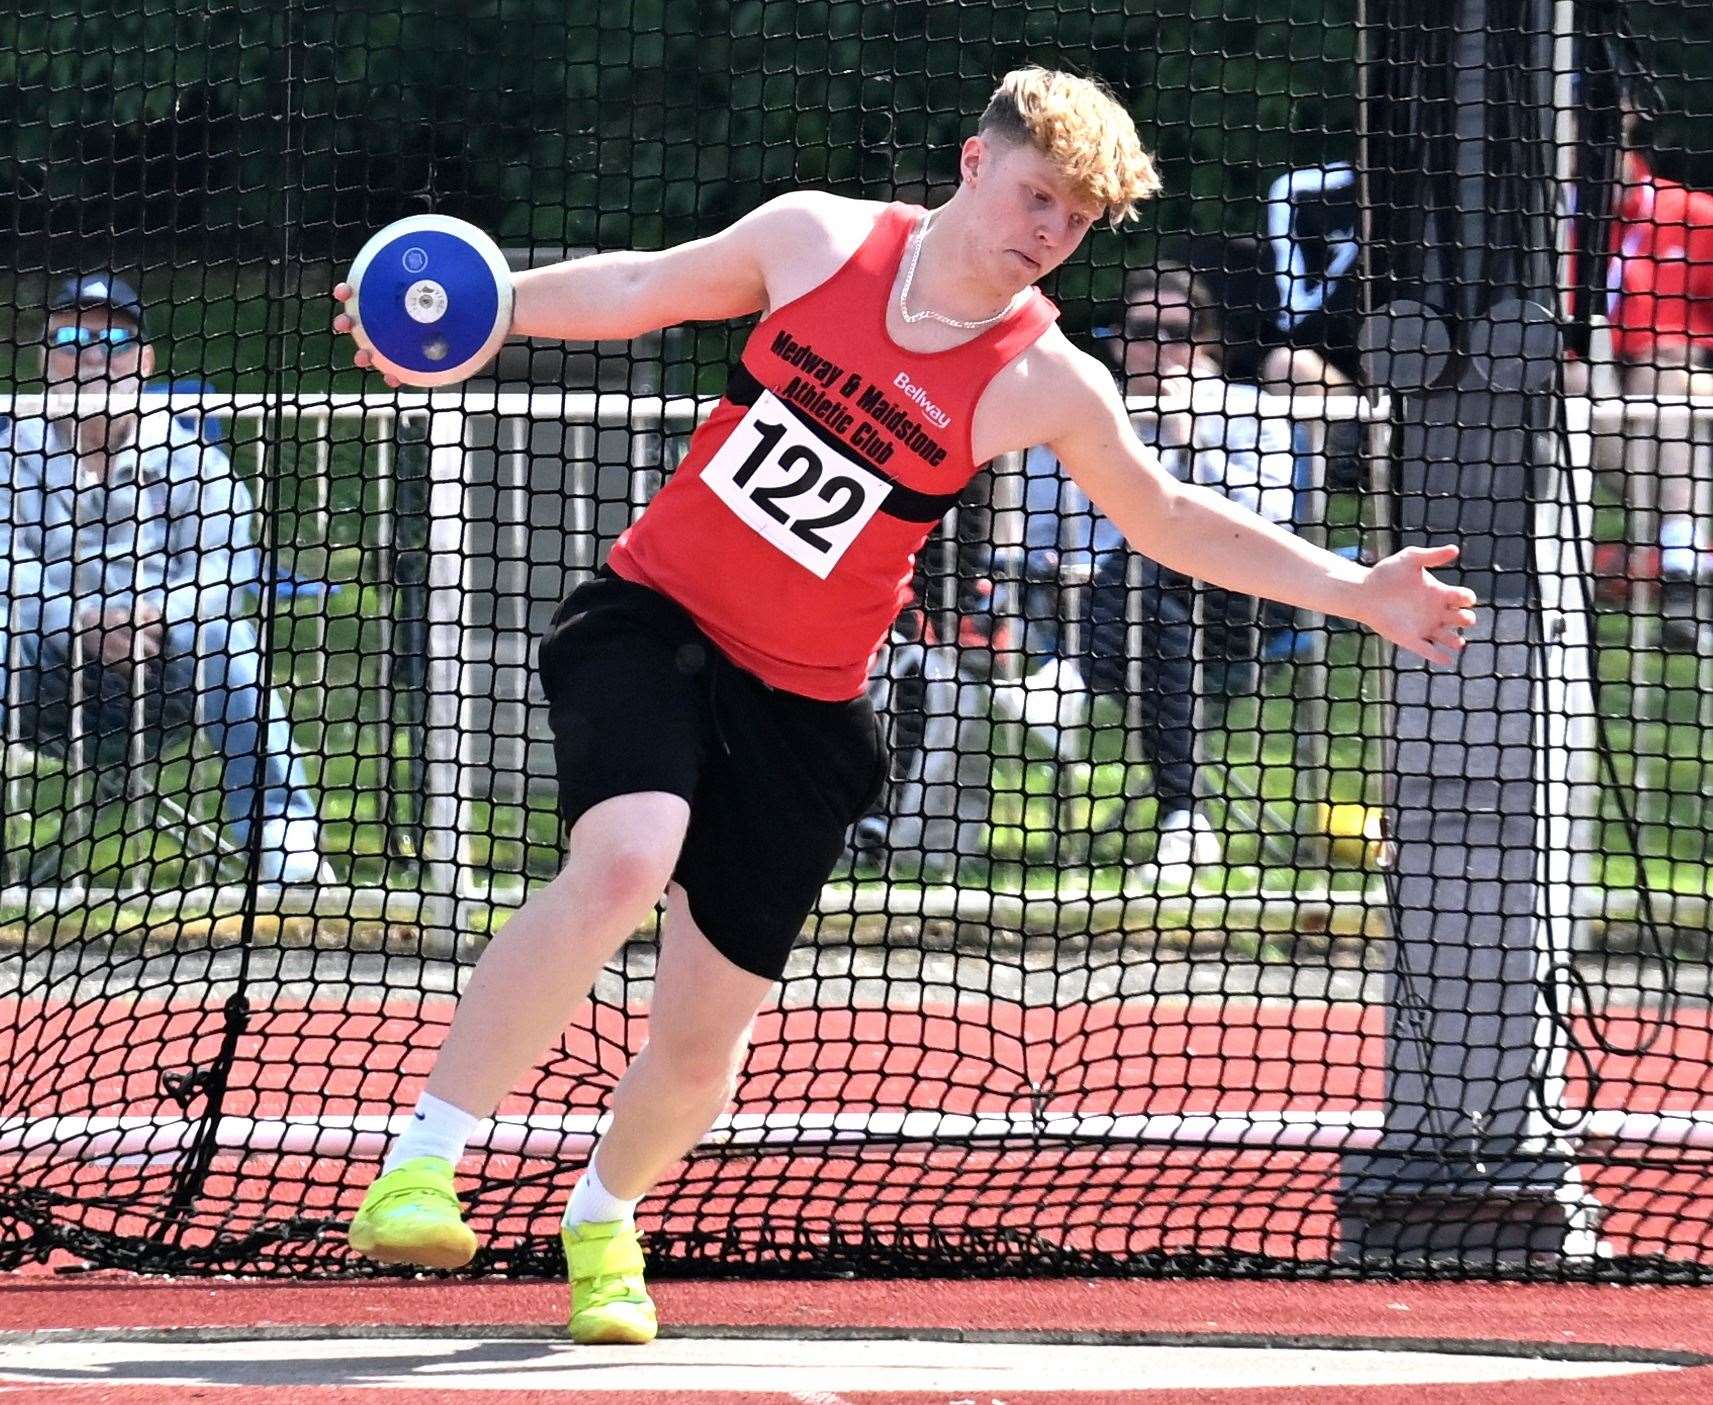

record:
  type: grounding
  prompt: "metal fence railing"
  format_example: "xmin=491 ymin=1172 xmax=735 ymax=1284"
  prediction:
xmin=2 ymin=389 xmax=1709 ymax=956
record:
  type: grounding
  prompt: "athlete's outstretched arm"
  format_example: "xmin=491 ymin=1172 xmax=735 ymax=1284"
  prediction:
xmin=505 ymin=194 xmax=806 ymax=340
xmin=1046 ymin=355 xmax=1478 ymax=666
xmin=333 ymin=193 xmax=829 ymax=381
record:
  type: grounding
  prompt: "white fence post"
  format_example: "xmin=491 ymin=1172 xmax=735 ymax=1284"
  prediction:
xmin=423 ymin=405 xmax=469 ymax=907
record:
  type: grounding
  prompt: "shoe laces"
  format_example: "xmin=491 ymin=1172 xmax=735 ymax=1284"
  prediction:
xmin=578 ymin=1268 xmax=647 ymax=1310
xmin=568 ymin=1231 xmax=649 ymax=1309
xmin=366 ymin=1177 xmax=460 ymax=1217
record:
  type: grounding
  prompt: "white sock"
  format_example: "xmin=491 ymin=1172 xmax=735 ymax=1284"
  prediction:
xmin=563 ymin=1157 xmax=641 ymax=1228
xmin=383 ymin=1091 xmax=482 ymax=1174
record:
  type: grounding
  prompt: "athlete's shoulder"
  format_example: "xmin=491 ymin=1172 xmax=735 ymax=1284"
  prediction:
xmin=1013 ymin=328 xmax=1122 ymax=408
xmin=746 ymin=190 xmax=891 ymax=245
xmin=739 ymin=192 xmax=895 ymax=304
xmin=974 ymin=329 xmax=1125 ymax=462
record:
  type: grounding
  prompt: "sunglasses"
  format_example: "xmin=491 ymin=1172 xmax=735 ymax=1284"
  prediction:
xmin=1092 ymin=309 xmax=1198 ymax=340
xmin=48 ymin=325 xmax=137 ymax=350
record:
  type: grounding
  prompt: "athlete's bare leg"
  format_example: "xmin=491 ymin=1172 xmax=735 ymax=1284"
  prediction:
xmin=423 ymin=791 xmax=691 ymax=1118
xmin=589 ymin=882 xmax=774 ymax=1198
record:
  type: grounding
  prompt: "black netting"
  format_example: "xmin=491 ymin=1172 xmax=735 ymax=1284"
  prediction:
xmin=1 ymin=0 xmax=1711 ymax=1286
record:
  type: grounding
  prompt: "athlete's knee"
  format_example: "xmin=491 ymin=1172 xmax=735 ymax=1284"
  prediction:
xmin=570 ymin=839 xmax=676 ymax=917
xmin=645 ymin=1021 xmax=750 ymax=1099
xmin=563 ymin=794 xmax=688 ymax=916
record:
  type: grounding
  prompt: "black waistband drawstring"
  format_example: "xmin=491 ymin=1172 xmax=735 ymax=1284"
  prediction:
xmin=707 ymin=648 xmax=733 ymax=757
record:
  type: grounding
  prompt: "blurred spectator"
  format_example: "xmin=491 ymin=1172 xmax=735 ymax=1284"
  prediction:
xmin=1256 ymin=165 xmax=1363 ymax=397
xmin=1610 ymin=150 xmax=1713 ymax=398
xmin=847 ymin=502 xmax=1015 ymax=880
xmin=1172 ymin=228 xmax=1363 ymax=541
xmin=1229 ymin=182 xmax=1365 ymax=512
xmin=854 ymin=202 xmax=1363 ymax=881
xmin=1606 ymin=114 xmax=1713 ymax=633
xmin=995 ymin=261 xmax=1302 ymax=878
xmin=0 ymin=274 xmax=328 ymax=882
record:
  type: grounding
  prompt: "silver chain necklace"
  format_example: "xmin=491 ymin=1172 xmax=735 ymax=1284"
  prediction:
xmin=897 ymin=214 xmax=1018 ymax=331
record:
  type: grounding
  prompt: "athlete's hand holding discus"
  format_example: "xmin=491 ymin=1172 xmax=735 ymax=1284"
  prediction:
xmin=332 ymin=215 xmax=516 ymax=389
xmin=330 ymin=287 xmax=398 ymax=388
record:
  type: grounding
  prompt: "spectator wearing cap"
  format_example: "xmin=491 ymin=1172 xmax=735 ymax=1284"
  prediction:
xmin=0 ymin=274 xmax=329 ymax=882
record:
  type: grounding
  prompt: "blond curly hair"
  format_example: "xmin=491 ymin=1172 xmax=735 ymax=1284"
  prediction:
xmin=978 ymin=66 xmax=1160 ymax=227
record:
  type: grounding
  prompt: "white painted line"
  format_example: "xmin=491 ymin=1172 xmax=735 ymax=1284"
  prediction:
xmin=0 ymin=1336 xmax=1681 ymax=1393
xmin=10 ymin=1107 xmax=1713 ymax=1165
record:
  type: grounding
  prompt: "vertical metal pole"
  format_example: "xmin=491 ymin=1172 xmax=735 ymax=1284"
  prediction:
xmin=1288 ymin=402 xmax=1331 ymax=817
xmin=390 ymin=409 xmax=431 ymax=862
xmin=369 ymin=404 xmax=399 ymax=851
xmin=1339 ymin=0 xmax=1597 ymax=1267
xmin=4 ymin=629 xmax=27 ymax=891
xmin=1549 ymin=2 xmax=1607 ymax=892
xmin=65 ymin=629 xmax=92 ymax=887
xmin=123 ymin=597 xmax=151 ymax=899
xmin=1360 ymin=407 xmax=1397 ymax=831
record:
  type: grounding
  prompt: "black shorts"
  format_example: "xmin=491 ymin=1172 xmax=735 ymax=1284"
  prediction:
xmin=536 ymin=568 xmax=886 ymax=981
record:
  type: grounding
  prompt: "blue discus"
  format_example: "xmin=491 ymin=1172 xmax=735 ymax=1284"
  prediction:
xmin=345 ymin=214 xmax=514 ymax=387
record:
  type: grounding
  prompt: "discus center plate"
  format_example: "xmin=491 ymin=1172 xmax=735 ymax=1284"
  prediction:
xmin=404 ymin=278 xmax=449 ymax=324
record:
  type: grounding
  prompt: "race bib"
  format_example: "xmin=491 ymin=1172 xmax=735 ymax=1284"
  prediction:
xmin=699 ymin=392 xmax=892 ymax=579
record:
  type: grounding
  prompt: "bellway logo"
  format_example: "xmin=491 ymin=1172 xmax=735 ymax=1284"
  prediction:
xmin=893 ymin=372 xmax=952 ymax=429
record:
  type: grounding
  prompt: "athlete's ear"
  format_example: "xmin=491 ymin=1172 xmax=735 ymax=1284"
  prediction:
xmin=959 ymin=135 xmax=986 ymax=187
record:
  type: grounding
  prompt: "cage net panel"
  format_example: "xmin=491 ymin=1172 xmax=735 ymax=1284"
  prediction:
xmin=0 ymin=0 xmax=1711 ymax=1282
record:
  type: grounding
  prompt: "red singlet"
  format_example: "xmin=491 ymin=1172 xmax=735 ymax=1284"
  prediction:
xmin=606 ymin=202 xmax=1059 ymax=700
xmin=1610 ymin=153 xmax=1713 ymax=366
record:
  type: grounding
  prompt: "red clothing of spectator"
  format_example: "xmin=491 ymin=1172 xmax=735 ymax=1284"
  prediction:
xmin=1610 ymin=152 xmax=1713 ymax=366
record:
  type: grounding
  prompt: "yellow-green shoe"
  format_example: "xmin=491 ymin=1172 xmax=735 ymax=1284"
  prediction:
xmin=347 ymin=1156 xmax=479 ymax=1270
xmin=563 ymin=1219 xmax=658 ymax=1345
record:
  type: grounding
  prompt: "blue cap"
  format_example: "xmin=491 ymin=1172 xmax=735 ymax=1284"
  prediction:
xmin=47 ymin=274 xmax=145 ymax=331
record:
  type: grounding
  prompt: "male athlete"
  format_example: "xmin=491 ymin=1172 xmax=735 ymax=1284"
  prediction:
xmin=336 ymin=68 xmax=1478 ymax=1343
